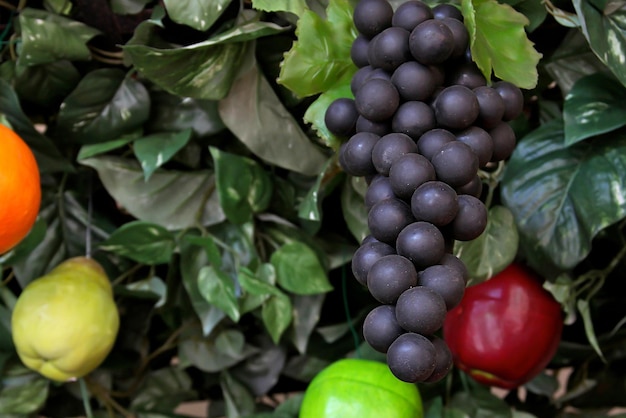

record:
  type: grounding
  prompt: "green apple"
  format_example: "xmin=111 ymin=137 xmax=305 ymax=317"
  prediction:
xmin=299 ymin=358 xmax=423 ymax=418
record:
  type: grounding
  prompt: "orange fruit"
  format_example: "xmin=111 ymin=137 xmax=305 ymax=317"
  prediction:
xmin=0 ymin=123 xmax=41 ymax=254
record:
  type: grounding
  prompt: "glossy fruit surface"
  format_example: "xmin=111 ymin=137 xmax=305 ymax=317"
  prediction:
xmin=443 ymin=263 xmax=563 ymax=389
xmin=0 ymin=123 xmax=41 ymax=254
xmin=299 ymin=358 xmax=423 ymax=418
xmin=12 ymin=257 xmax=120 ymax=382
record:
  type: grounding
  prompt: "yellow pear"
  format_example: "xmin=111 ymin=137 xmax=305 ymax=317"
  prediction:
xmin=11 ymin=256 xmax=120 ymax=382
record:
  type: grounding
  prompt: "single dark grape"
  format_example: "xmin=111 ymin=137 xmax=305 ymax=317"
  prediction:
xmin=356 ymin=115 xmax=391 ymax=136
xmin=391 ymin=61 xmax=438 ymax=101
xmin=396 ymin=221 xmax=445 ymax=268
xmin=367 ymin=254 xmax=418 ymax=304
xmin=368 ymin=198 xmax=414 ymax=244
xmin=417 ymin=128 xmax=455 ymax=161
xmin=440 ymin=17 xmax=469 ymax=59
xmin=432 ymin=3 xmax=463 ymax=21
xmin=363 ymin=305 xmax=404 ymax=353
xmin=353 ymin=0 xmax=394 ymax=38
xmin=368 ymin=27 xmax=411 ymax=72
xmin=439 ymin=253 xmax=470 ymax=284
xmin=395 ymin=286 xmax=447 ymax=335
xmin=446 ymin=61 xmax=486 ymax=89
xmin=451 ymin=194 xmax=488 ymax=241
xmin=431 ymin=141 xmax=479 ymax=188
xmin=424 ymin=336 xmax=453 ymax=383
xmin=355 ymin=78 xmax=400 ymax=122
xmin=455 ymin=126 xmax=494 ymax=167
xmin=411 ymin=180 xmax=458 ymax=226
xmin=371 ymin=132 xmax=418 ymax=176
xmin=392 ymin=0 xmax=434 ymax=31
xmin=474 ymin=85 xmax=505 ymax=129
xmin=433 ymin=85 xmax=479 ymax=130
xmin=324 ymin=98 xmax=359 ymax=137
xmin=339 ymin=132 xmax=380 ymax=176
xmin=351 ymin=240 xmax=396 ymax=286
xmin=456 ymin=174 xmax=483 ymax=198
xmin=489 ymin=121 xmax=516 ymax=161
xmin=391 ymin=101 xmax=436 ymax=140
xmin=365 ymin=174 xmax=395 ymax=210
xmin=351 ymin=34 xmax=370 ymax=67
xmin=387 ymin=332 xmax=437 ymax=383
xmin=493 ymin=80 xmax=524 ymax=121
xmin=388 ymin=152 xmax=436 ymax=200
xmin=409 ymin=19 xmax=454 ymax=65
xmin=418 ymin=264 xmax=466 ymax=310
xmin=361 ymin=234 xmax=380 ymax=245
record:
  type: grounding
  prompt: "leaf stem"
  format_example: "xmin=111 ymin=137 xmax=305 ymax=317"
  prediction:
xmin=79 ymin=377 xmax=94 ymax=418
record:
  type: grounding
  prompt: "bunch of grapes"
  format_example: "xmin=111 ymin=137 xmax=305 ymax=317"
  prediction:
xmin=325 ymin=0 xmax=523 ymax=383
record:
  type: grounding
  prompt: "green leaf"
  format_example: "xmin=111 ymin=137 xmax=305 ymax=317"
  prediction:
xmin=462 ymin=0 xmax=542 ymax=89
xmin=197 ymin=266 xmax=240 ymax=322
xmin=501 ymin=120 xmax=626 ymax=273
xmin=278 ymin=0 xmax=357 ymax=97
xmin=81 ymin=156 xmax=225 ymax=230
xmin=124 ymin=276 xmax=168 ymax=308
xmin=134 ymin=129 xmax=193 ymax=180
xmin=209 ymin=147 xmax=273 ymax=224
xmin=573 ymin=0 xmax=626 ymax=88
xmin=289 ymin=294 xmax=325 ymax=354
xmin=563 ymin=73 xmax=626 ymax=145
xmin=503 ymin=0 xmax=547 ymax=32
xmin=220 ymin=371 xmax=256 ymax=418
xmin=14 ymin=60 xmax=81 ymax=108
xmin=123 ymin=20 xmax=286 ymax=100
xmin=0 ymin=376 xmax=49 ymax=414
xmin=57 ymin=68 xmax=150 ymax=144
xmin=98 ymin=221 xmax=176 ymax=265
xmin=262 ymin=290 xmax=293 ymax=344
xmin=577 ymin=298 xmax=605 ymax=361
xmin=17 ymin=8 xmax=100 ymax=68
xmin=341 ymin=176 xmax=369 ymax=242
xmin=454 ymin=205 xmax=519 ymax=284
xmin=184 ymin=235 xmax=222 ymax=269
xmin=77 ymin=131 xmax=140 ymax=160
xmin=449 ymin=387 xmax=512 ymax=418
xmin=270 ymin=242 xmax=333 ymax=295
xmin=130 ymin=368 xmax=195 ymax=413
xmin=303 ymin=81 xmax=352 ymax=150
xmin=252 ymin=0 xmax=307 ymax=16
xmin=163 ymin=0 xmax=230 ymax=32
xmin=111 ymin=0 xmax=152 ymax=14
xmin=178 ymin=328 xmax=257 ymax=372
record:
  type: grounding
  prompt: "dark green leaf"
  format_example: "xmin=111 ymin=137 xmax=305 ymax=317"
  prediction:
xmin=17 ymin=8 xmax=100 ymax=68
xmin=221 ymin=371 xmax=256 ymax=418
xmin=577 ymin=298 xmax=605 ymax=360
xmin=501 ymin=120 xmax=626 ymax=272
xmin=209 ymin=147 xmax=273 ymax=224
xmin=134 ymin=129 xmax=193 ymax=180
xmin=77 ymin=132 xmax=140 ymax=160
xmin=178 ymin=328 xmax=257 ymax=372
xmin=303 ymin=81 xmax=352 ymax=150
xmin=525 ymin=372 xmax=560 ymax=397
xmin=340 ymin=176 xmax=369 ymax=242
xmin=81 ymin=156 xmax=225 ymax=230
xmin=462 ymin=0 xmax=542 ymax=89
xmin=563 ymin=73 xmax=626 ymax=145
xmin=124 ymin=276 xmax=168 ymax=308
xmin=14 ymin=60 xmax=81 ymax=107
xmin=111 ymin=0 xmax=152 ymax=14
xmin=573 ymin=0 xmax=626 ymax=88
xmin=0 ymin=376 xmax=48 ymax=414
xmin=448 ymin=387 xmax=512 ymax=418
xmin=231 ymin=341 xmax=287 ymax=396
xmin=163 ymin=0 xmax=231 ymax=32
xmin=0 ymin=217 xmax=47 ymax=267
xmin=454 ymin=205 xmax=519 ymax=284
xmin=270 ymin=242 xmax=333 ymax=295
xmin=197 ymin=265 xmax=241 ymax=322
xmin=130 ymin=368 xmax=195 ymax=413
xmin=262 ymin=290 xmax=293 ymax=344
xmin=56 ymin=68 xmax=150 ymax=144
xmin=289 ymin=294 xmax=325 ymax=354
xmin=277 ymin=0 xmax=357 ymax=97
xmin=184 ymin=235 xmax=222 ymax=269
xmin=218 ymin=63 xmax=328 ymax=176
xmin=98 ymin=221 xmax=176 ymax=265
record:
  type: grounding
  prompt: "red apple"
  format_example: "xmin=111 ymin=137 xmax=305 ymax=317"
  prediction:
xmin=443 ymin=263 xmax=563 ymax=389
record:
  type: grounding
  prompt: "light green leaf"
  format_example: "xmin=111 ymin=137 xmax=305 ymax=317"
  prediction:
xmin=454 ymin=205 xmax=519 ymax=284
xmin=262 ymin=291 xmax=293 ymax=344
xmin=218 ymin=63 xmax=328 ymax=176
xmin=81 ymin=156 xmax=225 ymax=230
xmin=563 ymin=72 xmax=626 ymax=145
xmin=134 ymin=129 xmax=193 ymax=180
xmin=77 ymin=131 xmax=141 ymax=160
xmin=341 ymin=176 xmax=369 ymax=242
xmin=163 ymin=0 xmax=230 ymax=32
xmin=197 ymin=265 xmax=240 ymax=322
xmin=577 ymin=298 xmax=605 ymax=361
xmin=98 ymin=221 xmax=176 ymax=265
xmin=304 ymin=81 xmax=353 ymax=150
xmin=278 ymin=0 xmax=357 ymax=97
xmin=17 ymin=8 xmax=100 ymax=68
xmin=270 ymin=242 xmax=333 ymax=295
xmin=462 ymin=0 xmax=542 ymax=89
xmin=252 ymin=0 xmax=307 ymax=16
xmin=57 ymin=68 xmax=150 ymax=144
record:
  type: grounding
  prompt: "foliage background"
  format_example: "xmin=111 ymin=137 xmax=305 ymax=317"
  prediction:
xmin=1 ymin=0 xmax=626 ymax=417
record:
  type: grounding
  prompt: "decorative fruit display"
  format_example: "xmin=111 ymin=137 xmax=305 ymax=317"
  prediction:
xmin=11 ymin=257 xmax=120 ymax=382
xmin=299 ymin=358 xmax=423 ymax=418
xmin=0 ymin=123 xmax=41 ymax=254
xmin=443 ymin=263 xmax=563 ymax=389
